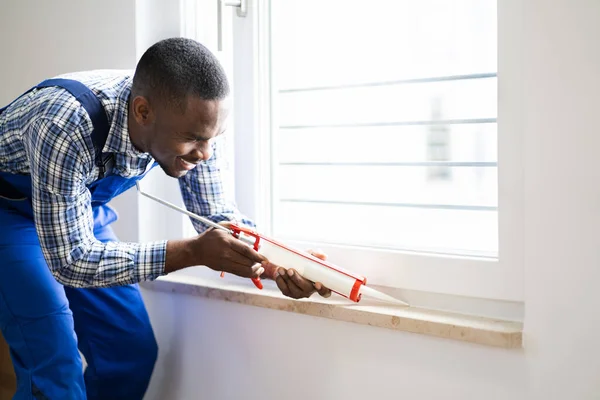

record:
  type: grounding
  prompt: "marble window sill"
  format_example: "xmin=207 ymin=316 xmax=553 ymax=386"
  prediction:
xmin=141 ymin=275 xmax=522 ymax=349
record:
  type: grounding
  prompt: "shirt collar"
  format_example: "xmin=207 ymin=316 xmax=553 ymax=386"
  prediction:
xmin=103 ymin=78 xmax=150 ymax=158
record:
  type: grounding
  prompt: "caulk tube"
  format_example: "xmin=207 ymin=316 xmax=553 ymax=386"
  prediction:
xmin=231 ymin=224 xmax=367 ymax=302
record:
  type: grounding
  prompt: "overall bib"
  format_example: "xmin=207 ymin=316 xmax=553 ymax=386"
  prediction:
xmin=0 ymin=80 xmax=158 ymax=399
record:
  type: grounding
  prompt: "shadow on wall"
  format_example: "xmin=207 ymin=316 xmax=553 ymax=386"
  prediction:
xmin=143 ymin=290 xmax=186 ymax=400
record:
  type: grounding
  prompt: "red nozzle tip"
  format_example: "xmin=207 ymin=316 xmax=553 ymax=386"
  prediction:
xmin=252 ymin=277 xmax=263 ymax=290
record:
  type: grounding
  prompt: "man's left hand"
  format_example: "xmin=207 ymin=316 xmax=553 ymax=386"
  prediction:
xmin=263 ymin=250 xmax=332 ymax=300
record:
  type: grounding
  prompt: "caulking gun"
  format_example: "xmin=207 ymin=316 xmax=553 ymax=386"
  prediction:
xmin=136 ymin=182 xmax=408 ymax=306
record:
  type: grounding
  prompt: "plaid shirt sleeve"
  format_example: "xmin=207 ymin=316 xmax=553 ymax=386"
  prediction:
xmin=24 ymin=113 xmax=167 ymax=288
xmin=178 ymin=136 xmax=255 ymax=233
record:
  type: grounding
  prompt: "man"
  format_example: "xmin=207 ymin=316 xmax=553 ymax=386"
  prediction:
xmin=0 ymin=37 xmax=330 ymax=399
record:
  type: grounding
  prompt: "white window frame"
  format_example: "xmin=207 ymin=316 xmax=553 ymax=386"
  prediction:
xmin=229 ymin=0 xmax=525 ymax=303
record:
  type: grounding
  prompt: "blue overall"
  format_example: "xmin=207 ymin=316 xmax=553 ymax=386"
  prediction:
xmin=0 ymin=80 xmax=158 ymax=399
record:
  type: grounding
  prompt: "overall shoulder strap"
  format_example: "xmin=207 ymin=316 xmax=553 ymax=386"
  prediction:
xmin=0 ymin=78 xmax=112 ymax=199
xmin=35 ymin=79 xmax=110 ymax=178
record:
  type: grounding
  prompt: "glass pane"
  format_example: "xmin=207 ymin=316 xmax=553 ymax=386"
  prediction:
xmin=270 ymin=0 xmax=498 ymax=256
xmin=274 ymin=202 xmax=498 ymax=257
xmin=276 ymin=165 xmax=497 ymax=207
xmin=277 ymin=77 xmax=496 ymax=127
xmin=277 ymin=123 xmax=497 ymax=164
xmin=272 ymin=0 xmax=497 ymax=89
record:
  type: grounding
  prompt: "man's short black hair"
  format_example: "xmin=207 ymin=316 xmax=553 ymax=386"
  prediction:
xmin=132 ymin=37 xmax=230 ymax=110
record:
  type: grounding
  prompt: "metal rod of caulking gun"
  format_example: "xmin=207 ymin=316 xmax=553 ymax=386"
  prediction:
xmin=135 ymin=182 xmax=232 ymax=234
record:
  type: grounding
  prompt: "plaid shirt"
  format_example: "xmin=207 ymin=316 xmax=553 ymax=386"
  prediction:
xmin=0 ymin=70 xmax=252 ymax=288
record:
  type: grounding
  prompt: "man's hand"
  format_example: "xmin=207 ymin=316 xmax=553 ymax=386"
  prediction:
xmin=165 ymin=227 xmax=266 ymax=278
xmin=195 ymin=228 xmax=267 ymax=278
xmin=216 ymin=221 xmax=332 ymax=299
xmin=265 ymin=250 xmax=332 ymax=300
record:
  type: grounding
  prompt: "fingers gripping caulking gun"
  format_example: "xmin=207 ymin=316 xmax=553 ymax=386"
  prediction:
xmin=136 ymin=183 xmax=408 ymax=306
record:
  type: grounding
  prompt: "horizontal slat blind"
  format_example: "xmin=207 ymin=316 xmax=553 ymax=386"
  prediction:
xmin=270 ymin=0 xmax=497 ymax=256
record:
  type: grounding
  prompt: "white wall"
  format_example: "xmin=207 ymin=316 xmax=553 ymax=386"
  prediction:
xmin=0 ymin=0 xmax=137 ymax=103
xmin=522 ymin=1 xmax=600 ymax=398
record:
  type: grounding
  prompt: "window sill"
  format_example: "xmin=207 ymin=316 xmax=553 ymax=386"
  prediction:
xmin=140 ymin=274 xmax=523 ymax=349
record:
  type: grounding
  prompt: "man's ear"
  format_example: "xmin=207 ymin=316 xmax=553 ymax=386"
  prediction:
xmin=132 ymin=95 xmax=155 ymax=126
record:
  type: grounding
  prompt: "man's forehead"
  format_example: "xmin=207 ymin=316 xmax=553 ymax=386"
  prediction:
xmin=167 ymin=97 xmax=226 ymax=137
xmin=184 ymin=96 xmax=220 ymax=115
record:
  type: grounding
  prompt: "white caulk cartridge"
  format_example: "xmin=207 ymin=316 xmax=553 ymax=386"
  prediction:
xmin=230 ymin=224 xmax=408 ymax=305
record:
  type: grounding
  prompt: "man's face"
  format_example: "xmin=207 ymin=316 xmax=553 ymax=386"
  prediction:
xmin=133 ymin=95 xmax=229 ymax=178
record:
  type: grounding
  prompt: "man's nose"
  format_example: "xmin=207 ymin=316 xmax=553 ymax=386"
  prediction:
xmin=191 ymin=141 xmax=213 ymax=161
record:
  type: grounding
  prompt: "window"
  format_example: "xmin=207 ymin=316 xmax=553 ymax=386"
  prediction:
xmin=182 ymin=0 xmax=524 ymax=304
xmin=268 ymin=0 xmax=498 ymax=259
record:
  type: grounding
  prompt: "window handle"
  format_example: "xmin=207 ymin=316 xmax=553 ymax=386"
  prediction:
xmin=218 ymin=0 xmax=247 ymax=51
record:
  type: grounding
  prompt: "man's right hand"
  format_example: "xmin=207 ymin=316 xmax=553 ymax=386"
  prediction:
xmin=164 ymin=228 xmax=266 ymax=278
xmin=193 ymin=228 xmax=266 ymax=277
